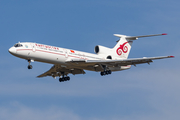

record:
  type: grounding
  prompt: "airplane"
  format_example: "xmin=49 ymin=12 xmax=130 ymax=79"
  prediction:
xmin=9 ymin=33 xmax=174 ymax=82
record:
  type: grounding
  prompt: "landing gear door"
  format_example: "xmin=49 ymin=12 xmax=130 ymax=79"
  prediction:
xmin=31 ymin=43 xmax=36 ymax=52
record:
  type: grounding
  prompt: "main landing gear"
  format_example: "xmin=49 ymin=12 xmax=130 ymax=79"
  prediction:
xmin=59 ymin=76 xmax=70 ymax=82
xmin=59 ymin=72 xmax=70 ymax=82
xmin=28 ymin=59 xmax=33 ymax=69
xmin=100 ymin=65 xmax=112 ymax=76
xmin=100 ymin=70 xmax=112 ymax=76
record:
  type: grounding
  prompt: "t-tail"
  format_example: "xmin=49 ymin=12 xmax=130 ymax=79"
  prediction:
xmin=112 ymin=34 xmax=133 ymax=59
xmin=112 ymin=33 xmax=167 ymax=59
xmin=94 ymin=33 xmax=167 ymax=60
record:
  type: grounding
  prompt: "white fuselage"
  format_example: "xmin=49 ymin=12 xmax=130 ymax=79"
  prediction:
xmin=8 ymin=33 xmax=172 ymax=80
xmin=9 ymin=42 xmax=131 ymax=72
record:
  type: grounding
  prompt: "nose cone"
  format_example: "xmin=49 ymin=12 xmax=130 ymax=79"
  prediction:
xmin=9 ymin=47 xmax=16 ymax=55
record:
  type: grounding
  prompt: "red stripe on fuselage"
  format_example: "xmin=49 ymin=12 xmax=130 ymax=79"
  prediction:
xmin=36 ymin=49 xmax=65 ymax=56
xmin=16 ymin=49 xmax=87 ymax=60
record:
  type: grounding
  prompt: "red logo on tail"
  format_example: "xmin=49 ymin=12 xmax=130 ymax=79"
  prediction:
xmin=116 ymin=42 xmax=128 ymax=56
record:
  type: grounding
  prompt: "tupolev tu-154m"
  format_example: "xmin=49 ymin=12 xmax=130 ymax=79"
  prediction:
xmin=9 ymin=33 xmax=174 ymax=82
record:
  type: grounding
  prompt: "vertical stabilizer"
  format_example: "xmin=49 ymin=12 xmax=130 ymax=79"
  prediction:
xmin=112 ymin=34 xmax=133 ymax=59
xmin=112 ymin=33 xmax=167 ymax=59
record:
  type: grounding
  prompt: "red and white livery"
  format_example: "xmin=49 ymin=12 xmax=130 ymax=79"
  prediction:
xmin=9 ymin=33 xmax=174 ymax=82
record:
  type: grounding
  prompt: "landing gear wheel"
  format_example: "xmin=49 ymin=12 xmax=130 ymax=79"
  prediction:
xmin=67 ymin=76 xmax=70 ymax=80
xmin=27 ymin=59 xmax=33 ymax=69
xmin=59 ymin=76 xmax=70 ymax=82
xmin=64 ymin=77 xmax=67 ymax=81
xmin=100 ymin=72 xmax=105 ymax=76
xmin=59 ymin=78 xmax=64 ymax=82
xmin=59 ymin=78 xmax=61 ymax=82
xmin=28 ymin=65 xmax=32 ymax=69
xmin=100 ymin=70 xmax=112 ymax=76
xmin=108 ymin=70 xmax=112 ymax=74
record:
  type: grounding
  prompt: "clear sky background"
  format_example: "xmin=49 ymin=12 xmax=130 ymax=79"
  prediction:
xmin=0 ymin=0 xmax=180 ymax=120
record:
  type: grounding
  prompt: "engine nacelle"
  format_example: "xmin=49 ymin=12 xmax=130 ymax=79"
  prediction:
xmin=94 ymin=45 xmax=112 ymax=58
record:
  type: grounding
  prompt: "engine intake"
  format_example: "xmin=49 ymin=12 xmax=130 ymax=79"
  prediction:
xmin=94 ymin=45 xmax=112 ymax=56
xmin=94 ymin=46 xmax=99 ymax=54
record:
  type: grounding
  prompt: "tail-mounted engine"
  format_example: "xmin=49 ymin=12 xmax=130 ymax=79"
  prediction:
xmin=94 ymin=45 xmax=112 ymax=59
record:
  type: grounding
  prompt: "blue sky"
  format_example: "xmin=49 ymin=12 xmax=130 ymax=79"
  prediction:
xmin=0 ymin=0 xmax=180 ymax=120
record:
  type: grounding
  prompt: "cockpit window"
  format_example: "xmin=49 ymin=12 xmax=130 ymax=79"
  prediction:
xmin=14 ymin=43 xmax=23 ymax=47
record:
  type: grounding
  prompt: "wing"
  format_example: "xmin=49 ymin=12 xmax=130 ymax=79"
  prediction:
xmin=86 ymin=56 xmax=174 ymax=66
xmin=38 ymin=56 xmax=174 ymax=78
xmin=37 ymin=64 xmax=85 ymax=78
xmin=66 ymin=56 xmax=174 ymax=71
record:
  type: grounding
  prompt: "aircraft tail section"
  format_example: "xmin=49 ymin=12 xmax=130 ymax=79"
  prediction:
xmin=112 ymin=34 xmax=133 ymax=59
xmin=112 ymin=33 xmax=167 ymax=59
xmin=95 ymin=33 xmax=167 ymax=60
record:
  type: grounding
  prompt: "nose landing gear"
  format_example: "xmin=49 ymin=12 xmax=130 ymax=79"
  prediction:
xmin=28 ymin=65 xmax=33 ymax=69
xmin=28 ymin=59 xmax=33 ymax=69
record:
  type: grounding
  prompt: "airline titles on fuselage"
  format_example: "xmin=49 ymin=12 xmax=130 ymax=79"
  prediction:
xmin=35 ymin=43 xmax=101 ymax=60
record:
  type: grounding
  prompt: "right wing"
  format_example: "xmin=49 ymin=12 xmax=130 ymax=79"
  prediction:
xmin=37 ymin=64 xmax=85 ymax=78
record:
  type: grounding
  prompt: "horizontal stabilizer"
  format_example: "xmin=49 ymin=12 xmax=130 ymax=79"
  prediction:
xmin=114 ymin=33 xmax=167 ymax=40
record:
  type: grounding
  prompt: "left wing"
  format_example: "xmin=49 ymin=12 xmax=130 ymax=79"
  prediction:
xmin=66 ymin=56 xmax=174 ymax=69
xmin=37 ymin=64 xmax=85 ymax=78
xmin=85 ymin=56 xmax=174 ymax=66
xmin=38 ymin=56 xmax=174 ymax=78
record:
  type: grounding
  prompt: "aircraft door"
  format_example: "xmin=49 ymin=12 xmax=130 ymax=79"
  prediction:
xmin=64 ymin=49 xmax=68 ymax=58
xmin=31 ymin=43 xmax=36 ymax=52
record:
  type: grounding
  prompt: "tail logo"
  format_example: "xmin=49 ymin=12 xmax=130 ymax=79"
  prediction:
xmin=116 ymin=42 xmax=128 ymax=56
